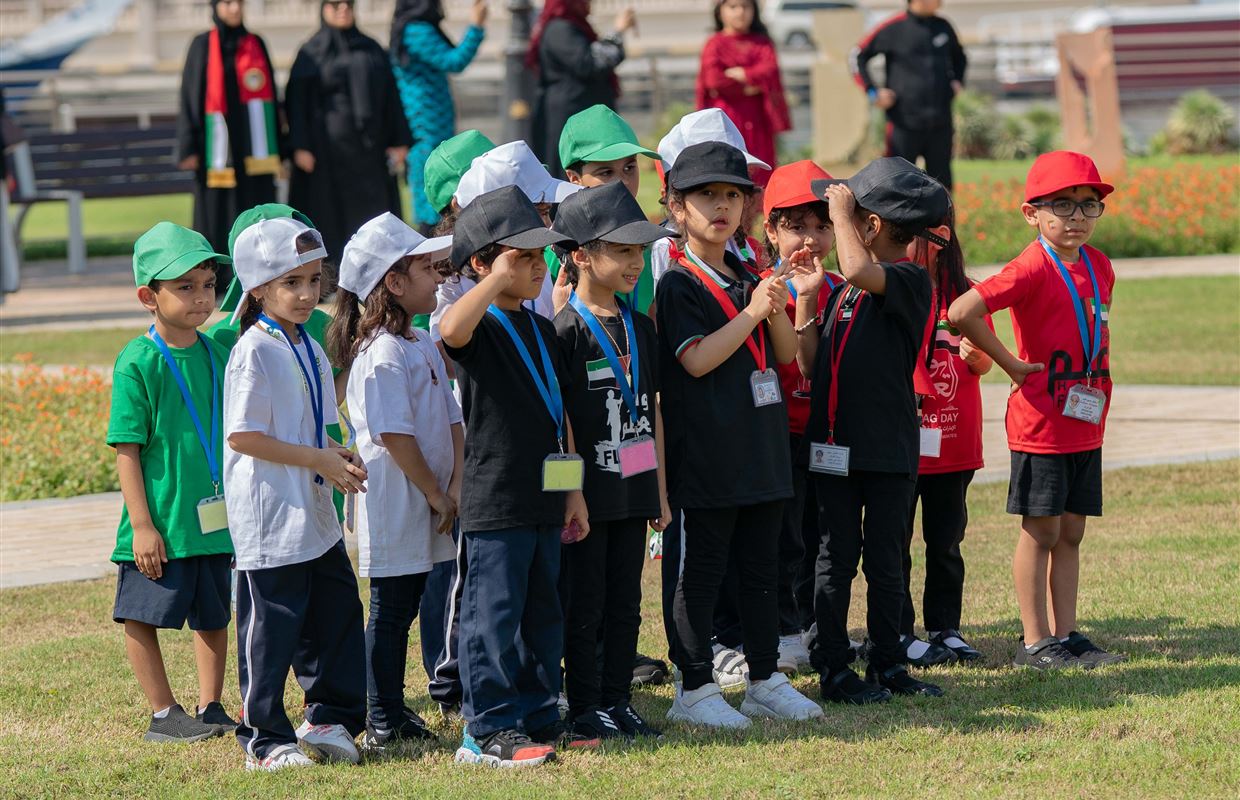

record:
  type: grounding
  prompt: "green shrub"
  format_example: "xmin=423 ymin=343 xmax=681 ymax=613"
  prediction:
xmin=953 ymin=89 xmax=998 ymax=158
xmin=1161 ymin=90 xmax=1237 ymax=155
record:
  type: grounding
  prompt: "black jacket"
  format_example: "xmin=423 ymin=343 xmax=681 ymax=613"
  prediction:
xmin=853 ymin=12 xmax=966 ymax=130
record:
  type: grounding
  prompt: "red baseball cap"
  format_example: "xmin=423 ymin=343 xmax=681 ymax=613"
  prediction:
xmin=763 ymin=160 xmax=833 ymax=219
xmin=1024 ymin=150 xmax=1114 ymax=203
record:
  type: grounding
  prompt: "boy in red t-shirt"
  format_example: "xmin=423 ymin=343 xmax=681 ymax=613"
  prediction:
xmin=949 ymin=151 xmax=1124 ymax=670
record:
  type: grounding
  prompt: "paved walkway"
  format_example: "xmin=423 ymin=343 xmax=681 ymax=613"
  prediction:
xmin=2 ymin=384 xmax=1236 ymax=589
xmin=2 ymin=254 xmax=1236 ymax=333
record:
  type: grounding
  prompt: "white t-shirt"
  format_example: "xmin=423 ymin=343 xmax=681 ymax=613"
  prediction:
xmin=347 ymin=329 xmax=461 ymax=577
xmin=223 ymin=322 xmax=343 ymax=571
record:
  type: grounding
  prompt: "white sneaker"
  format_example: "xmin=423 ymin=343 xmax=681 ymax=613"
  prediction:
xmin=557 ymin=692 xmax=569 ymax=715
xmin=778 ymin=634 xmax=812 ymax=674
xmin=666 ymin=682 xmax=751 ymax=729
xmin=245 ymin=743 xmax=314 ymax=771
xmin=295 ymin=721 xmax=360 ymax=765
xmin=741 ymin=673 xmax=825 ymax=721
xmin=712 ymin=643 xmax=749 ymax=690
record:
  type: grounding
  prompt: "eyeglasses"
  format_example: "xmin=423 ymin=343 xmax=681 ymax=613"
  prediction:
xmin=1031 ymin=198 xmax=1106 ymax=219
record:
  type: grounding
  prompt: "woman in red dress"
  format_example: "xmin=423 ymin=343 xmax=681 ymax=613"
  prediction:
xmin=696 ymin=0 xmax=790 ymax=184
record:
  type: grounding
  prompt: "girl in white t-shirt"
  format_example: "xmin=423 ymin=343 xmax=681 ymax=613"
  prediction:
xmin=223 ymin=218 xmax=369 ymax=771
xmin=327 ymin=213 xmax=463 ymax=749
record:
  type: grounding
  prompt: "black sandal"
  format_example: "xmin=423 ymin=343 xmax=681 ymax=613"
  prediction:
xmin=930 ymin=630 xmax=984 ymax=663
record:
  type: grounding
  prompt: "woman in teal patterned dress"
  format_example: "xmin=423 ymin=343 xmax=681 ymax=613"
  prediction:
xmin=390 ymin=0 xmax=487 ymax=229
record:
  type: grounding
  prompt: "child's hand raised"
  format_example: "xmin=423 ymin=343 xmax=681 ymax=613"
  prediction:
xmin=823 ymin=184 xmax=856 ymax=224
xmin=486 ymin=248 xmax=520 ymax=288
xmin=746 ymin=275 xmax=781 ymax=319
xmin=552 ymin=264 xmax=572 ymax=315
xmin=786 ymin=247 xmax=826 ymax=297
xmin=315 ymin=447 xmax=368 ymax=494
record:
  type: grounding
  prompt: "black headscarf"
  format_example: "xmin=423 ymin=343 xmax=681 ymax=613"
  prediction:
xmin=298 ymin=1 xmax=384 ymax=133
xmin=210 ymin=0 xmax=248 ymax=49
xmin=390 ymin=0 xmax=452 ymax=64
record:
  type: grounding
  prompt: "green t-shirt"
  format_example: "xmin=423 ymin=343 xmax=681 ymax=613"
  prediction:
xmin=107 ymin=334 xmax=234 ymax=562
xmin=205 ymin=308 xmax=347 ymax=519
xmin=544 ymin=246 xmax=655 ymax=315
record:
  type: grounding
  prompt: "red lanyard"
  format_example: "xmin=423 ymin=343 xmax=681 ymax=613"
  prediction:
xmin=825 ymin=286 xmax=864 ymax=443
xmin=679 ymin=256 xmax=767 ymax=372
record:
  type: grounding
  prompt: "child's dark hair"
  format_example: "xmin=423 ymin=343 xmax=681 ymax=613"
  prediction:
xmin=559 ymin=240 xmax=609 ymax=287
xmin=664 ymin=183 xmax=756 ymax=246
xmin=856 ymin=205 xmax=918 ymax=246
xmin=450 ymin=242 xmax=503 ymax=283
xmin=148 ymin=260 xmax=220 ymax=293
xmin=908 ymin=208 xmax=968 ymax=312
xmin=762 ymin=201 xmax=830 ymax=266
xmin=713 ymin=0 xmax=769 ymax=37
xmin=327 ymin=256 xmax=416 ymax=371
xmin=238 ymin=294 xmax=265 ymax=334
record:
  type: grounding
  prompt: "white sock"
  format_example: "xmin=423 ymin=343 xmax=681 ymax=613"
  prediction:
xmin=153 ymin=705 xmax=173 ymax=719
xmin=906 ymin=638 xmax=931 ymax=659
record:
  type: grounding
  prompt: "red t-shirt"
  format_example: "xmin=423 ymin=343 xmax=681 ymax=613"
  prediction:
xmin=918 ymin=288 xmax=990 ymax=474
xmin=761 ymin=268 xmax=842 ymax=435
xmin=976 ymin=240 xmax=1115 ymax=455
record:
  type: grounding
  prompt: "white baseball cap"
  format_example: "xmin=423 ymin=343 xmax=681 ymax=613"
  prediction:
xmin=453 ymin=140 xmax=583 ymax=209
xmin=339 ymin=213 xmax=452 ymax=301
xmin=657 ymin=108 xmax=771 ymax=172
xmin=229 ymin=217 xmax=327 ymax=323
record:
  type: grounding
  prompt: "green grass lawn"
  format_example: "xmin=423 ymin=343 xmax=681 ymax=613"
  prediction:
xmin=1 ymin=460 xmax=1237 ymax=798
xmin=6 ymin=275 xmax=1237 ymax=386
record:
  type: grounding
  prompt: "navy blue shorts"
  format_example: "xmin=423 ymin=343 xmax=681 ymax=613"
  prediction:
xmin=1006 ymin=449 xmax=1103 ymax=518
xmin=112 ymin=553 xmax=233 ymax=631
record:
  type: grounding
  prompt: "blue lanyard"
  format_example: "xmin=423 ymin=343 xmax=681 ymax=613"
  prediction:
xmin=1039 ymin=237 xmax=1103 ymax=380
xmin=258 ymin=314 xmax=326 ymax=482
xmin=486 ymin=304 xmax=565 ymax=448
xmin=148 ymin=327 xmax=221 ymax=491
xmin=568 ymin=292 xmax=641 ymax=426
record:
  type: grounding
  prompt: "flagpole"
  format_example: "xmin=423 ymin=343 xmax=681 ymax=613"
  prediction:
xmin=502 ymin=0 xmax=535 ymax=144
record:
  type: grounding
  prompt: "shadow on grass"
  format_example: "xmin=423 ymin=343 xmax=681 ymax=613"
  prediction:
xmin=965 ymin=615 xmax=1240 ymax=664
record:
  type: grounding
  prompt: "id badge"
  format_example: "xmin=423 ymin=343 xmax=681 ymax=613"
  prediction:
xmin=919 ymin=427 xmax=943 ymax=458
xmin=197 ymin=495 xmax=228 ymax=535
xmin=313 ymin=483 xmax=337 ymax=529
xmin=1063 ymin=383 xmax=1106 ymax=425
xmin=617 ymin=435 xmax=658 ymax=478
xmin=750 ymin=368 xmax=782 ymax=408
xmin=542 ymin=453 xmax=585 ymax=492
xmin=808 ymin=442 xmax=850 ymax=476
xmin=648 ymin=528 xmax=663 ymax=560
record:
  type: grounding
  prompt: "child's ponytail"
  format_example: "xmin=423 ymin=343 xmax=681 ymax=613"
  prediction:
xmin=238 ymin=295 xmax=264 ymax=334
xmin=327 ymin=287 xmax=364 ymax=371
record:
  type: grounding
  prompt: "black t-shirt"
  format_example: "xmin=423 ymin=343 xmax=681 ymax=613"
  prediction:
xmin=803 ymin=261 xmax=932 ymax=476
xmin=554 ymin=303 xmax=661 ymax=523
xmin=655 ymin=253 xmax=793 ymax=509
xmin=443 ymin=308 xmax=568 ymax=532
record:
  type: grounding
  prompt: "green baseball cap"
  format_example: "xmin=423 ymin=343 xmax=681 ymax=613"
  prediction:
xmin=425 ymin=130 xmax=496 ymax=215
xmin=133 ymin=221 xmax=230 ymax=288
xmin=219 ymin=203 xmax=314 ymax=313
xmin=559 ymin=105 xmax=659 ymax=172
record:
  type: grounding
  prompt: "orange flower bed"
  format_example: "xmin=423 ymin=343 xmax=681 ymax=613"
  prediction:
xmin=954 ymin=162 xmax=1240 ymax=265
xmin=1 ymin=357 xmax=116 ymax=501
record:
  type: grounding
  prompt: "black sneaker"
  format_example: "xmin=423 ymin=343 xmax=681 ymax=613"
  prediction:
xmin=362 ymin=707 xmax=437 ymax=751
xmin=900 ymin=635 xmax=957 ymax=668
xmin=1062 ymin=631 xmax=1126 ymax=669
xmin=1014 ymin=637 xmax=1083 ymax=670
xmin=819 ymin=667 xmax=892 ymax=705
xmin=455 ymin=728 xmax=555 ymax=768
xmin=569 ymin=708 xmax=628 ymax=741
xmin=930 ymin=629 xmax=984 ymax=663
xmin=631 ymin=653 xmax=669 ymax=686
xmin=867 ymin=664 xmax=945 ymax=697
xmin=144 ymin=704 xmax=221 ymax=743
xmin=195 ymin=701 xmax=238 ymax=733
xmin=529 ymin=719 xmax=601 ymax=750
xmin=606 ymin=703 xmax=663 ymax=739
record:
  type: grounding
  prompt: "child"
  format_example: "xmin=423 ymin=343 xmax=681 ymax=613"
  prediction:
xmin=901 ymin=210 xmax=991 ymax=666
xmin=758 ymin=160 xmax=843 ymax=673
xmin=327 ymin=212 xmax=461 ymax=749
xmin=795 ymin=157 xmax=947 ymax=703
xmin=550 ymin=181 xmax=673 ymax=739
xmin=556 ymin=104 xmax=661 ymax=316
xmin=437 ymin=185 xmax=588 ymax=767
xmin=948 ymin=151 xmax=1122 ymax=670
xmin=656 ymin=141 xmax=823 ymax=727
xmin=108 ymin=222 xmax=237 ymax=742
xmin=224 ymin=217 xmax=369 ymax=770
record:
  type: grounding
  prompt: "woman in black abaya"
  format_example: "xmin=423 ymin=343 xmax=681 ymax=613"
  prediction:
xmin=286 ymin=0 xmax=414 ymax=258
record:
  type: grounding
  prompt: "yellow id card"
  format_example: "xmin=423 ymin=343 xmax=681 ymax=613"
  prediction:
xmin=197 ymin=495 xmax=228 ymax=535
xmin=542 ymin=454 xmax=585 ymax=492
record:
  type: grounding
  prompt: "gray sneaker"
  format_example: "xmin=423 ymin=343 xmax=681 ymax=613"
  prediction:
xmin=144 ymin=704 xmax=221 ymax=743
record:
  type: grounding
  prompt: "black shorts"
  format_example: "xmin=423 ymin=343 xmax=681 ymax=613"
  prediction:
xmin=1006 ymin=449 xmax=1103 ymax=518
xmin=112 ymin=553 xmax=233 ymax=631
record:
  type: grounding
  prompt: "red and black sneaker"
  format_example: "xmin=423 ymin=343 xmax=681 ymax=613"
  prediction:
xmin=454 ymin=728 xmax=555 ymax=768
xmin=529 ymin=719 xmax=601 ymax=750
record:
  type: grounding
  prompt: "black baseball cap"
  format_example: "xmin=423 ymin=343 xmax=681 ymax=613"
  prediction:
xmin=811 ymin=157 xmax=950 ymax=243
xmin=666 ymin=141 xmax=755 ymax=191
xmin=449 ymin=185 xmax=572 ymax=268
xmin=551 ymin=181 xmax=671 ymax=251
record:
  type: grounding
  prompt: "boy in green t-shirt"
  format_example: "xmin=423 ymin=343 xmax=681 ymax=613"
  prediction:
xmin=109 ymin=223 xmax=237 ymax=743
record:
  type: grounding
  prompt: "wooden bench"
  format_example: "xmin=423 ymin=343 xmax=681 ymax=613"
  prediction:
xmin=6 ymin=126 xmax=194 ymax=276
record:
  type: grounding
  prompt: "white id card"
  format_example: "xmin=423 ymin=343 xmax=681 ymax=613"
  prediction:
xmin=314 ymin=483 xmax=337 ymax=529
xmin=750 ymin=368 xmax=782 ymax=407
xmin=617 ymin=435 xmax=658 ymax=478
xmin=1063 ymin=383 xmax=1106 ymax=425
xmin=197 ymin=495 xmax=228 ymax=535
xmin=919 ymin=427 xmax=943 ymax=458
xmin=808 ymin=442 xmax=850 ymax=476
xmin=542 ymin=453 xmax=585 ymax=492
